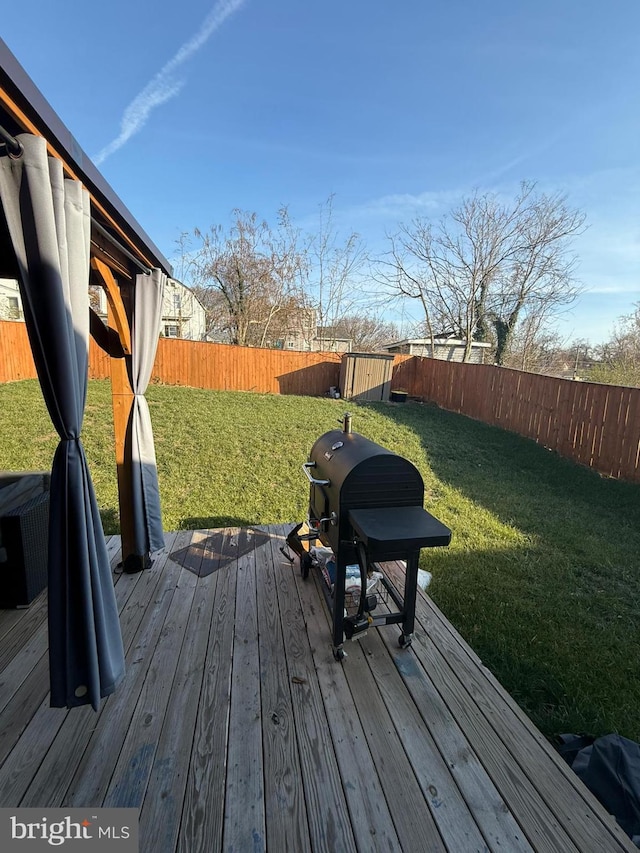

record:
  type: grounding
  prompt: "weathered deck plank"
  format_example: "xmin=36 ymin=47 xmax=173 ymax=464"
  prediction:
xmin=20 ymin=531 xmax=183 ymax=808
xmin=321 ymin=596 xmax=448 ymax=851
xmin=223 ymin=529 xmax=266 ymax=852
xmin=0 ymin=546 xmax=147 ymax=807
xmin=0 ymin=599 xmax=40 ymax=645
xmin=376 ymin=620 xmax=532 ymax=851
xmin=0 ymin=589 xmax=47 ymax=673
xmin=384 ymin=559 xmax=633 ymax=852
xmin=139 ymin=530 xmax=222 ymax=853
xmin=255 ymin=529 xmax=311 ymax=852
xmin=395 ymin=602 xmax=581 ymax=852
xmin=177 ymin=530 xmax=237 ymax=853
xmin=103 ymin=532 xmax=204 ymax=808
xmin=355 ymin=623 xmax=499 ymax=852
xmin=270 ymin=528 xmax=357 ymax=853
xmin=64 ymin=531 xmax=193 ymax=807
xmin=286 ymin=529 xmax=403 ymax=853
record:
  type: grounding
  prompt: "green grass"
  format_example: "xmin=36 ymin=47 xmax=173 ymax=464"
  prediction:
xmin=1 ymin=379 xmax=640 ymax=742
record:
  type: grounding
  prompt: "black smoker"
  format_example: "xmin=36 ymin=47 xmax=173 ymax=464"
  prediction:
xmin=285 ymin=413 xmax=451 ymax=660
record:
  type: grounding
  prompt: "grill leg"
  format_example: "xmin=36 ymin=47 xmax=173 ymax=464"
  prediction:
xmin=401 ymin=552 xmax=419 ymax=642
xmin=332 ymin=556 xmax=347 ymax=656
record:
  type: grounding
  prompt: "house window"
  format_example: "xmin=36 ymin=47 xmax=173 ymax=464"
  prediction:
xmin=173 ymin=294 xmax=182 ymax=313
xmin=7 ymin=296 xmax=21 ymax=320
xmin=164 ymin=324 xmax=179 ymax=338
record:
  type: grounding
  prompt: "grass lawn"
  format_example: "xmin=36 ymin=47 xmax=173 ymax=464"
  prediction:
xmin=1 ymin=379 xmax=640 ymax=743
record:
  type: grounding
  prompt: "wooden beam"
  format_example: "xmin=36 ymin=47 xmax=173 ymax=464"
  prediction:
xmin=106 ymin=297 xmax=136 ymax=563
xmin=90 ymin=241 xmax=133 ymax=281
xmin=91 ymin=258 xmax=132 ymax=355
xmin=90 ymin=260 xmax=137 ymax=562
xmin=89 ymin=308 xmax=125 ymax=359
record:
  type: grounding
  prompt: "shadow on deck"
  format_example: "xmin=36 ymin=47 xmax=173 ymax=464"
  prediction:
xmin=0 ymin=526 xmax=634 ymax=852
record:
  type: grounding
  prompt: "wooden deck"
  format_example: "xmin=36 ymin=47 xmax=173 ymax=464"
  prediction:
xmin=0 ymin=526 xmax=634 ymax=853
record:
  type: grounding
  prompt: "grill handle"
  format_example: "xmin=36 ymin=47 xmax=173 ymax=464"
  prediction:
xmin=302 ymin=462 xmax=330 ymax=487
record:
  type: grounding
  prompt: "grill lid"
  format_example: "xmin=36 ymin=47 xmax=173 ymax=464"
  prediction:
xmin=309 ymin=428 xmax=424 ymax=511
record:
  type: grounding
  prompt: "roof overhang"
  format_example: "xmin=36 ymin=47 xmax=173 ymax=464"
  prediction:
xmin=0 ymin=37 xmax=172 ymax=277
xmin=383 ymin=338 xmax=493 ymax=350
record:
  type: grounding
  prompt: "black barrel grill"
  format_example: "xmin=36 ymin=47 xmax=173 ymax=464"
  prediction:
xmin=286 ymin=414 xmax=451 ymax=659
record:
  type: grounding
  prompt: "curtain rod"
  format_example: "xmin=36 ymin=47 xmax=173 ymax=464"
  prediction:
xmin=1 ymin=122 xmax=152 ymax=276
xmin=91 ymin=219 xmax=151 ymax=276
xmin=0 ymin=122 xmax=22 ymax=157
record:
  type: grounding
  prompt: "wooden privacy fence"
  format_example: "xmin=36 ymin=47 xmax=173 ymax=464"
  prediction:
xmin=393 ymin=356 xmax=640 ymax=483
xmin=2 ymin=320 xmax=639 ymax=482
xmin=0 ymin=319 xmax=37 ymax=382
xmin=0 ymin=320 xmax=342 ymax=395
xmin=149 ymin=337 xmax=342 ymax=395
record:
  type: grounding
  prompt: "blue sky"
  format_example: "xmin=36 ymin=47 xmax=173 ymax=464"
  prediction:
xmin=2 ymin=0 xmax=639 ymax=344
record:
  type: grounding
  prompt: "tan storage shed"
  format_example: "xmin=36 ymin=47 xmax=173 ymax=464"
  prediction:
xmin=339 ymin=353 xmax=395 ymax=402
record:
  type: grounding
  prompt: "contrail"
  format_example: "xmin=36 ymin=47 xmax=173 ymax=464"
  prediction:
xmin=94 ymin=0 xmax=247 ymax=165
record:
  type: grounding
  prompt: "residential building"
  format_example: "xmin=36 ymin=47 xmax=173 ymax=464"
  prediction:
xmin=0 ymin=278 xmax=23 ymax=320
xmin=277 ymin=309 xmax=353 ymax=352
xmin=160 ymin=278 xmax=206 ymax=341
xmin=383 ymin=337 xmax=492 ymax=364
xmin=89 ymin=277 xmax=207 ymax=341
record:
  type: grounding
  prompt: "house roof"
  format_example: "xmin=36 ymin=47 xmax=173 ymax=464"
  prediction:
xmin=383 ymin=338 xmax=492 ymax=350
xmin=316 ymin=326 xmax=352 ymax=343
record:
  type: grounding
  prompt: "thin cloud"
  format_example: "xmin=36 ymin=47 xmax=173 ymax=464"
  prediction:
xmin=352 ymin=188 xmax=465 ymax=222
xmin=94 ymin=0 xmax=247 ymax=165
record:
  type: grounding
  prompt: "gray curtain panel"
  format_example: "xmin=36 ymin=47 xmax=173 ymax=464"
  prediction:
xmin=129 ymin=269 xmax=166 ymax=555
xmin=0 ymin=134 xmax=125 ymax=710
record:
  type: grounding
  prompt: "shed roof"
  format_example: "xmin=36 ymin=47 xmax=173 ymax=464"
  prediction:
xmin=383 ymin=337 xmax=492 ymax=350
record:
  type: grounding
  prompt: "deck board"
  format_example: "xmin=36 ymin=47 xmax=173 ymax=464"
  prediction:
xmin=256 ymin=529 xmax=311 ymax=852
xmin=356 ymin=620 xmax=497 ymax=852
xmin=103 ymin=536 xmax=202 ymax=809
xmin=139 ymin=530 xmax=221 ymax=853
xmin=0 ymin=526 xmax=635 ymax=853
xmin=269 ymin=528 xmax=357 ymax=853
xmin=375 ymin=617 xmax=531 ymax=851
xmin=224 ymin=530 xmax=266 ymax=852
xmin=383 ymin=559 xmax=634 ymax=853
xmin=290 ymin=534 xmax=403 ymax=852
xmin=177 ymin=529 xmax=237 ymax=853
xmin=19 ymin=531 xmax=181 ymax=808
xmin=63 ymin=531 xmax=189 ymax=808
xmin=340 ymin=630 xmax=448 ymax=852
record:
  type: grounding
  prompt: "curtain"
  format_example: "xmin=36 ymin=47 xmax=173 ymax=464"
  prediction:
xmin=129 ymin=269 xmax=166 ymax=555
xmin=0 ymin=133 xmax=125 ymax=710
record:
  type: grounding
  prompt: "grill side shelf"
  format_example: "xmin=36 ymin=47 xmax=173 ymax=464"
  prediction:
xmin=348 ymin=506 xmax=452 ymax=553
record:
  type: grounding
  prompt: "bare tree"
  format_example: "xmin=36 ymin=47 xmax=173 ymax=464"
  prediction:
xmin=590 ymin=304 xmax=640 ymax=387
xmin=378 ymin=182 xmax=586 ymax=364
xmin=501 ymin=317 xmax=565 ymax=373
xmin=304 ymin=195 xmax=368 ymax=333
xmin=331 ymin=313 xmax=399 ymax=352
xmin=486 ymin=187 xmax=586 ymax=363
xmin=185 ymin=209 xmax=307 ymax=347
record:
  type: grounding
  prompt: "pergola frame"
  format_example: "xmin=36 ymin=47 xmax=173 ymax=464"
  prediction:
xmin=0 ymin=37 xmax=172 ymax=567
